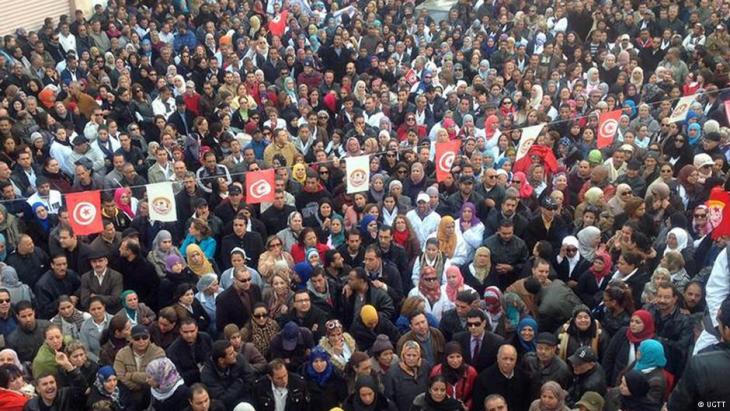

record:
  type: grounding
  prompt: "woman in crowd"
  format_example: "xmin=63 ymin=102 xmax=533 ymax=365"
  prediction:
xmin=146 ymin=358 xmax=190 ymax=409
xmin=382 ymin=341 xmax=430 ymax=411
xmin=87 ymin=366 xmax=128 ymax=410
xmin=454 ymin=202 xmax=484 ymax=265
xmin=258 ymin=236 xmax=296 ymax=281
xmin=147 ymin=230 xmax=183 ymax=278
xmin=343 ymin=374 xmax=397 ymax=411
xmin=598 ymin=283 xmax=635 ymax=339
xmin=392 ymin=214 xmax=421 ymax=261
xmin=241 ymin=302 xmax=280 ymax=358
xmin=180 ymin=220 xmax=216 ymax=260
xmin=262 ymin=270 xmax=295 ymax=318
xmin=527 ymin=381 xmax=570 ymax=411
xmin=557 ymin=305 xmax=609 ymax=362
xmin=412 ymin=238 xmax=449 ymax=287
xmin=184 ymin=243 xmax=217 ymax=277
xmin=80 ymin=297 xmax=115 ymax=363
xmin=461 ymin=246 xmax=498 ymax=295
xmin=171 ymin=283 xmax=209 ymax=331
xmin=408 ymin=267 xmax=449 ymax=321
xmin=50 ymin=295 xmax=89 ymax=340
xmin=428 ymin=341 xmax=477 ymax=409
xmin=277 ymin=211 xmax=305 ymax=252
xmin=117 ymin=290 xmax=156 ymax=327
xmin=410 ymin=374 xmax=465 ymax=411
xmin=318 ymin=319 xmax=357 ymax=372
xmin=575 ymin=251 xmax=613 ymax=309
xmin=516 ymin=316 xmax=538 ymax=356
xmin=628 ymin=339 xmax=668 ymax=406
xmin=31 ymin=325 xmax=69 ymax=379
xmin=303 ymin=347 xmax=348 ymax=411
xmin=369 ymin=334 xmax=398 ymax=383
xmin=603 ymin=309 xmax=656 ymax=386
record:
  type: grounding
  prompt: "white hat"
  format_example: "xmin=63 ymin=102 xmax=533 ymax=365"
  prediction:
xmin=417 ymin=192 xmax=430 ymax=203
xmin=693 ymin=153 xmax=714 ymax=168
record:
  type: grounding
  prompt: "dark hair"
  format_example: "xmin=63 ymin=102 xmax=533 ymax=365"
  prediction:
xmin=456 ymin=290 xmax=478 ymax=304
xmin=13 ymin=300 xmax=33 ymax=315
xmin=158 ymin=306 xmax=178 ymax=323
xmin=364 ymin=245 xmax=381 ymax=258
xmin=604 ymin=282 xmax=635 ymax=314
xmin=100 ymin=314 xmax=129 ymax=344
xmin=534 ymin=241 xmax=553 ymax=260
xmin=621 ymin=251 xmax=643 ymax=267
xmin=0 ymin=364 xmax=22 ymax=388
xmin=656 ymin=281 xmax=679 ymax=298
xmin=189 ymin=382 xmax=208 ymax=398
xmin=211 ymin=340 xmax=232 ymax=362
xmin=407 ymin=309 xmax=427 ymax=324
xmin=350 ymin=267 xmax=369 ymax=282
xmin=465 ymin=308 xmax=486 ymax=322
xmin=298 ymin=227 xmax=317 ymax=245
xmin=268 ymin=358 xmax=287 ymax=375
xmin=88 ymin=296 xmax=105 ymax=307
xmin=124 ymin=240 xmax=141 ymax=256
xmin=499 ymin=220 xmax=514 ymax=229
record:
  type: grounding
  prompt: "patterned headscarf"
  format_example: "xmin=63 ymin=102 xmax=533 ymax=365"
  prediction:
xmin=146 ymin=358 xmax=184 ymax=401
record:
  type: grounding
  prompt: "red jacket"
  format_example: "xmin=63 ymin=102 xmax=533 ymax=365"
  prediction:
xmin=429 ymin=363 xmax=478 ymax=409
xmin=0 ymin=389 xmax=28 ymax=411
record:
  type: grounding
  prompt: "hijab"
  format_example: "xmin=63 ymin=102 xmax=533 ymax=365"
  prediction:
xmin=693 ymin=205 xmax=713 ymax=237
xmin=352 ymin=375 xmax=384 ymax=411
xmin=444 ymin=266 xmax=465 ymax=302
xmin=114 ymin=187 xmax=135 ymax=218
xmin=94 ymin=366 xmax=122 ymax=406
xmin=418 ymin=266 xmax=442 ymax=303
xmin=517 ymin=316 xmax=538 ymax=352
xmin=146 ymin=358 xmax=185 ymax=401
xmin=591 ymin=251 xmax=613 ymax=282
xmin=164 ymin=254 xmax=185 ymax=273
xmin=152 ymin=230 xmax=183 ymax=262
xmin=621 ymin=370 xmax=654 ymax=410
xmin=458 ymin=202 xmax=480 ymax=228
xmin=32 ymin=202 xmax=50 ymax=232
xmin=626 ymin=309 xmax=656 ymax=344
xmin=471 ymin=247 xmax=491 ymax=282
xmin=483 ymin=286 xmax=503 ymax=328
xmin=185 ymin=244 xmax=214 ymax=276
xmin=513 ymin=171 xmax=534 ymax=199
xmin=369 ymin=174 xmax=386 ymax=203
xmin=484 ymin=115 xmax=500 ymax=140
xmin=634 ymin=339 xmax=667 ymax=371
xmin=537 ymin=381 xmax=567 ymax=411
xmin=437 ymin=216 xmax=457 ymax=258
xmin=120 ymin=290 xmax=138 ymax=320
xmin=359 ymin=214 xmax=378 ymax=240
xmin=664 ymin=227 xmax=689 ymax=255
xmin=305 ymin=346 xmax=335 ymax=386
xmin=329 ymin=215 xmax=346 ymax=248
xmin=576 ymin=226 xmax=601 ymax=262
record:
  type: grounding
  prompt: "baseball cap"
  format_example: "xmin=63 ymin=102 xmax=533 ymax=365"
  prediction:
xmin=175 ymin=95 xmax=186 ymax=105
xmin=575 ymin=392 xmax=605 ymax=411
xmin=186 ymin=80 xmax=195 ymax=89
xmin=229 ymin=185 xmax=243 ymax=195
xmin=459 ymin=175 xmax=475 ymax=184
xmin=416 ymin=193 xmax=429 ymax=203
xmin=72 ymin=135 xmax=89 ymax=145
xmin=131 ymin=325 xmax=149 ymax=339
xmin=705 ymin=131 xmax=722 ymax=142
xmin=281 ymin=321 xmax=300 ymax=351
xmin=540 ymin=196 xmax=558 ymax=210
xmin=568 ymin=346 xmax=597 ymax=366
xmin=535 ymin=332 xmax=558 ymax=346
xmin=693 ymin=153 xmax=714 ymax=168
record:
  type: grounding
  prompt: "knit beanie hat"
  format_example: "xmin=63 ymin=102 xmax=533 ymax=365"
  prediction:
xmin=360 ymin=305 xmax=378 ymax=327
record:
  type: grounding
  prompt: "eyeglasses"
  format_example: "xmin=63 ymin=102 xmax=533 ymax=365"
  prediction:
xmin=466 ymin=321 xmax=483 ymax=327
xmin=407 ymin=118 xmax=415 ymax=121
xmin=253 ymin=313 xmax=268 ymax=319
xmin=487 ymin=175 xmax=497 ymax=179
xmin=423 ymin=277 xmax=438 ymax=282
xmin=319 ymin=170 xmax=329 ymax=174
xmin=268 ymin=242 xmax=282 ymax=249
xmin=133 ymin=335 xmax=149 ymax=341
xmin=694 ymin=214 xmax=707 ymax=218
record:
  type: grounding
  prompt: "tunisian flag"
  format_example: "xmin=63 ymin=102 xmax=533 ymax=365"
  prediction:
xmin=246 ymin=169 xmax=276 ymax=204
xmin=597 ymin=109 xmax=622 ymax=148
xmin=66 ymin=191 xmax=103 ymax=235
xmin=708 ymin=187 xmax=730 ymax=240
xmin=435 ymin=140 xmax=461 ymax=182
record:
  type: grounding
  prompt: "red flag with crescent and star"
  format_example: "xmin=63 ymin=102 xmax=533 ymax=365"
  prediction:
xmin=597 ymin=109 xmax=622 ymax=149
xmin=708 ymin=187 xmax=730 ymax=240
xmin=435 ymin=140 xmax=461 ymax=182
xmin=66 ymin=190 xmax=103 ymax=235
xmin=246 ymin=169 xmax=276 ymax=204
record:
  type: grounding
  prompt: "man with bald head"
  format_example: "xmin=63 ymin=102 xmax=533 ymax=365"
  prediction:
xmin=471 ymin=344 xmax=528 ymax=411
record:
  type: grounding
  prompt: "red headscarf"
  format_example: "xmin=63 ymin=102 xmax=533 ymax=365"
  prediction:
xmin=444 ymin=266 xmax=465 ymax=302
xmin=114 ymin=188 xmax=135 ymax=219
xmin=418 ymin=266 xmax=441 ymax=304
xmin=484 ymin=115 xmax=500 ymax=139
xmin=512 ymin=171 xmax=534 ymax=199
xmin=591 ymin=251 xmax=613 ymax=282
xmin=626 ymin=309 xmax=656 ymax=344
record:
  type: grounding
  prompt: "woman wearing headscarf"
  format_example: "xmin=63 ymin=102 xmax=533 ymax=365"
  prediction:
xmin=87 ymin=365 xmax=128 ymax=410
xmin=146 ymin=358 xmax=189 ymax=409
xmin=460 ymin=246 xmax=497 ymax=296
xmin=576 ymin=251 xmax=612 ymax=309
xmin=516 ymin=316 xmax=538 ymax=356
xmin=453 ymin=202 xmax=484 ymax=265
xmin=411 ymin=238 xmax=448 ymax=288
xmin=343 ymin=374 xmax=397 ymax=411
xmin=576 ymin=226 xmax=601 ymax=263
xmin=428 ymin=341 xmax=477 ymax=409
xmin=172 ymin=283 xmax=210 ymax=332
xmin=603 ymin=309 xmax=656 ymax=385
xmin=147 ymin=230 xmax=183 ymax=278
xmin=619 ymin=369 xmax=661 ymax=411
xmin=194 ymin=274 xmax=220 ymax=335
xmin=305 ymin=198 xmax=342 ymax=244
xmin=25 ymin=203 xmax=57 ymax=255
xmin=114 ymin=188 xmax=136 ymax=220
xmin=0 ymin=265 xmax=32 ymax=304
xmin=607 ymin=184 xmax=633 ymax=217
xmin=528 ymin=380 xmax=570 ymax=411
xmin=382 ymin=341 xmax=430 ymax=411
xmin=369 ymin=174 xmax=387 ymax=204
xmin=277 ymin=211 xmax=305 ymax=252
xmin=158 ymin=254 xmax=198 ymax=307
xmin=627 ymin=339 xmax=667 ymax=407
xmin=304 ymin=346 xmax=348 ymax=410
xmin=184 ymin=243 xmax=215 ymax=277
xmin=408 ymin=267 xmax=449 ymax=321
xmin=392 ymin=215 xmax=421 ymax=261
xmin=557 ymin=305 xmax=609 ymax=362
xmin=441 ymin=266 xmax=476 ymax=314
xmin=116 ymin=290 xmax=155 ymax=327
xmin=659 ymin=250 xmax=691 ymax=293
xmin=0 ymin=205 xmax=20 ymax=252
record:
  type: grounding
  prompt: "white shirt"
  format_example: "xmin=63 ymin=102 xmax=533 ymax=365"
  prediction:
xmin=26 ymin=190 xmax=63 ymax=214
xmin=59 ymin=33 xmax=77 ymax=54
xmin=406 ymin=209 xmax=441 ymax=249
xmin=271 ymin=382 xmax=288 ymax=411
xmin=152 ymin=96 xmax=175 ymax=120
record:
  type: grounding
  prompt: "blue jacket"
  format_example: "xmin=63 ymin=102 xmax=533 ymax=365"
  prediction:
xmin=179 ymin=234 xmax=217 ymax=260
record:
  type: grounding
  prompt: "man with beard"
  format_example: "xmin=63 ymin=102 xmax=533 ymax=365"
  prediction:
xmin=7 ymin=301 xmax=50 ymax=362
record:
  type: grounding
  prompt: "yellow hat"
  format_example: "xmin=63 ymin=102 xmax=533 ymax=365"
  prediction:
xmin=360 ymin=305 xmax=378 ymax=327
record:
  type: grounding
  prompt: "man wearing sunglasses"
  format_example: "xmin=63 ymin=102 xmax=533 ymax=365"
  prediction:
xmin=215 ymin=266 xmax=262 ymax=331
xmin=113 ymin=324 xmax=165 ymax=408
xmin=453 ymin=308 xmax=504 ymax=373
xmin=277 ymin=289 xmax=329 ymax=341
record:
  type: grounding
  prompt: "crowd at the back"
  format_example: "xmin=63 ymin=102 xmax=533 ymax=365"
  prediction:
xmin=0 ymin=0 xmax=729 ymax=410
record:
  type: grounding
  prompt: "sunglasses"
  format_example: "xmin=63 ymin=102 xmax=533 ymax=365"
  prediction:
xmin=423 ymin=277 xmax=438 ymax=282
xmin=237 ymin=277 xmax=252 ymax=283
xmin=512 ymin=180 xmax=522 ymax=184
xmin=133 ymin=335 xmax=149 ymax=341
xmin=269 ymin=242 xmax=282 ymax=249
xmin=694 ymin=214 xmax=707 ymax=218
xmin=0 ymin=299 xmax=9 ymax=303
xmin=253 ymin=313 xmax=268 ymax=319
xmin=466 ymin=321 xmax=483 ymax=327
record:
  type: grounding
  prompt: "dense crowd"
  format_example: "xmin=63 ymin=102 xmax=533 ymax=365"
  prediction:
xmin=0 ymin=0 xmax=729 ymax=410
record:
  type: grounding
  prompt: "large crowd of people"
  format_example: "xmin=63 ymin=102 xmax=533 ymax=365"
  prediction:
xmin=0 ymin=0 xmax=728 ymax=410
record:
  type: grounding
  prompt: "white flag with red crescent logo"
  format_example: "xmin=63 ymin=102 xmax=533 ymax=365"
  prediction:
xmin=345 ymin=155 xmax=370 ymax=194
xmin=669 ymin=95 xmax=696 ymax=123
xmin=435 ymin=140 xmax=461 ymax=182
xmin=146 ymin=182 xmax=177 ymax=222
xmin=66 ymin=190 xmax=103 ymax=235
xmin=597 ymin=109 xmax=623 ymax=149
xmin=246 ymin=169 xmax=276 ymax=204
xmin=515 ymin=123 xmax=546 ymax=161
